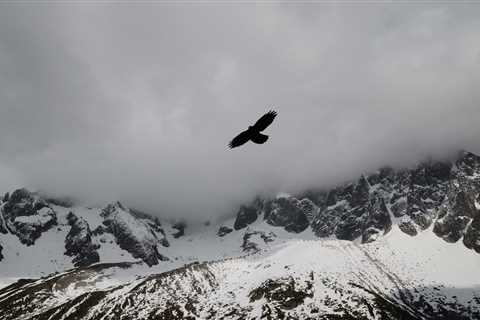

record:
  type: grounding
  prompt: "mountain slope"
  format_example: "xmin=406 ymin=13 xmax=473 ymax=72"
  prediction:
xmin=1 ymin=228 xmax=479 ymax=320
xmin=0 ymin=151 xmax=479 ymax=318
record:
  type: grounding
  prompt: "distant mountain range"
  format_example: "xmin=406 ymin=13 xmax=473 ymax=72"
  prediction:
xmin=0 ymin=151 xmax=479 ymax=319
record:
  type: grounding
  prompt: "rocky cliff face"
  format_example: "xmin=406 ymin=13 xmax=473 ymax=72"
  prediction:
xmin=64 ymin=212 xmax=100 ymax=267
xmin=1 ymin=188 xmax=57 ymax=245
xmin=100 ymin=202 xmax=169 ymax=266
xmin=233 ymin=151 xmax=480 ymax=253
xmin=0 ymin=191 xmax=171 ymax=269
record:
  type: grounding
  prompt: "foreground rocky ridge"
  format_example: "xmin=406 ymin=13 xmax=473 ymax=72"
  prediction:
xmin=1 ymin=229 xmax=479 ymax=320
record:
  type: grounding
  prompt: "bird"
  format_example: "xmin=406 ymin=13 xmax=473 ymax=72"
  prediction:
xmin=228 ymin=110 xmax=277 ymax=149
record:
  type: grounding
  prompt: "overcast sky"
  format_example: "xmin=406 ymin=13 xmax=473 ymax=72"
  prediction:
xmin=0 ymin=3 xmax=479 ymax=220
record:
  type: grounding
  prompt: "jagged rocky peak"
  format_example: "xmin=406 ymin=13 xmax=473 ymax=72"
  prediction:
xmin=433 ymin=151 xmax=480 ymax=250
xmin=233 ymin=198 xmax=263 ymax=230
xmin=0 ymin=188 xmax=57 ymax=245
xmin=64 ymin=211 xmax=100 ymax=267
xmin=100 ymin=201 xmax=169 ymax=266
xmin=231 ymin=151 xmax=480 ymax=251
xmin=264 ymin=196 xmax=311 ymax=233
xmin=456 ymin=150 xmax=480 ymax=176
xmin=310 ymin=174 xmax=393 ymax=242
xmin=233 ymin=196 xmax=315 ymax=233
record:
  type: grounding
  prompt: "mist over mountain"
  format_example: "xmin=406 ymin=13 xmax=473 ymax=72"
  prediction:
xmin=1 ymin=4 xmax=480 ymax=221
xmin=1 ymin=150 xmax=480 ymax=319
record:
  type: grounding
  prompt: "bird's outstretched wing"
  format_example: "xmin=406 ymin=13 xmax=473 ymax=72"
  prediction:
xmin=253 ymin=110 xmax=277 ymax=131
xmin=228 ymin=129 xmax=252 ymax=149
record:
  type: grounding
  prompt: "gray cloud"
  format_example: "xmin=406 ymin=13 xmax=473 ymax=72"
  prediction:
xmin=1 ymin=3 xmax=480 ymax=220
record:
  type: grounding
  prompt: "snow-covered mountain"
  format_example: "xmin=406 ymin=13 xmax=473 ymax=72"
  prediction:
xmin=0 ymin=151 xmax=480 ymax=319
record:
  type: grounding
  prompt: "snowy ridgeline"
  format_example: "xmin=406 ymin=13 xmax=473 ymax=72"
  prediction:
xmin=0 ymin=228 xmax=479 ymax=319
xmin=0 ymin=151 xmax=479 ymax=279
xmin=0 ymin=151 xmax=479 ymax=318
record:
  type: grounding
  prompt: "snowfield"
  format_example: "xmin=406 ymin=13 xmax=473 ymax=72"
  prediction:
xmin=1 ymin=222 xmax=479 ymax=319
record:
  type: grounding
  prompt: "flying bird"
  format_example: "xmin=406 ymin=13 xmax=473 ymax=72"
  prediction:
xmin=228 ymin=110 xmax=277 ymax=149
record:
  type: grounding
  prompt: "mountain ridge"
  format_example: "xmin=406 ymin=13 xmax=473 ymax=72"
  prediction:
xmin=0 ymin=151 xmax=479 ymax=319
xmin=0 ymin=151 xmax=479 ymax=271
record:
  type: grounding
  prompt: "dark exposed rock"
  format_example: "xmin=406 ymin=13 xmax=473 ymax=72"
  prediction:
xmin=264 ymin=197 xmax=309 ymax=233
xmin=298 ymin=198 xmax=319 ymax=222
xmin=217 ymin=226 xmax=233 ymax=237
xmin=335 ymin=207 xmax=366 ymax=241
xmin=159 ymin=237 xmax=170 ymax=248
xmin=325 ymin=190 xmax=337 ymax=206
xmin=0 ymin=243 xmax=3 ymax=261
xmin=433 ymin=205 xmax=471 ymax=243
xmin=311 ymin=204 xmax=342 ymax=237
xmin=0 ymin=212 xmax=7 ymax=235
xmin=306 ymin=153 xmax=480 ymax=250
xmin=92 ymin=225 xmax=107 ymax=236
xmin=361 ymin=194 xmax=392 ymax=243
xmin=2 ymin=192 xmax=9 ymax=203
xmin=101 ymin=202 xmax=168 ymax=266
xmin=226 ymin=152 xmax=480 ymax=253
xmin=463 ymin=211 xmax=480 ymax=253
xmin=433 ymin=156 xmax=479 ymax=243
xmin=391 ymin=197 xmax=407 ymax=218
xmin=311 ymin=177 xmax=392 ymax=243
xmin=249 ymin=276 xmax=314 ymax=309
xmin=404 ymin=161 xmax=451 ymax=231
xmin=351 ymin=176 xmax=370 ymax=208
xmin=3 ymin=188 xmax=38 ymax=217
xmin=241 ymin=230 xmax=276 ymax=253
xmin=1 ymin=188 xmax=57 ymax=245
xmin=233 ymin=204 xmax=259 ymax=230
xmin=456 ymin=151 xmax=480 ymax=177
xmin=299 ymin=189 xmax=328 ymax=208
xmin=172 ymin=221 xmax=186 ymax=238
xmin=64 ymin=212 xmax=100 ymax=267
xmin=399 ymin=219 xmax=418 ymax=236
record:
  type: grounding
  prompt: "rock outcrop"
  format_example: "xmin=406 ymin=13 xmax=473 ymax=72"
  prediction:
xmin=101 ymin=202 xmax=168 ymax=266
xmin=1 ymin=188 xmax=57 ymax=245
xmin=264 ymin=197 xmax=310 ymax=233
xmin=64 ymin=212 xmax=100 ymax=267
xmin=217 ymin=226 xmax=233 ymax=237
xmin=232 ymin=151 xmax=480 ymax=252
xmin=233 ymin=204 xmax=259 ymax=230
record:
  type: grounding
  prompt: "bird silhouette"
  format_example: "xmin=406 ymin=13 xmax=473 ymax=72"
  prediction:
xmin=228 ymin=110 xmax=277 ymax=149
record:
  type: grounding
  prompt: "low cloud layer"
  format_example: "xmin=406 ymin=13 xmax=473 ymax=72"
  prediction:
xmin=1 ymin=4 xmax=479 ymax=220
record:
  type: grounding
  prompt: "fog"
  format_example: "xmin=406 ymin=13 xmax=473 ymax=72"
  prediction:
xmin=1 ymin=3 xmax=479 ymax=220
